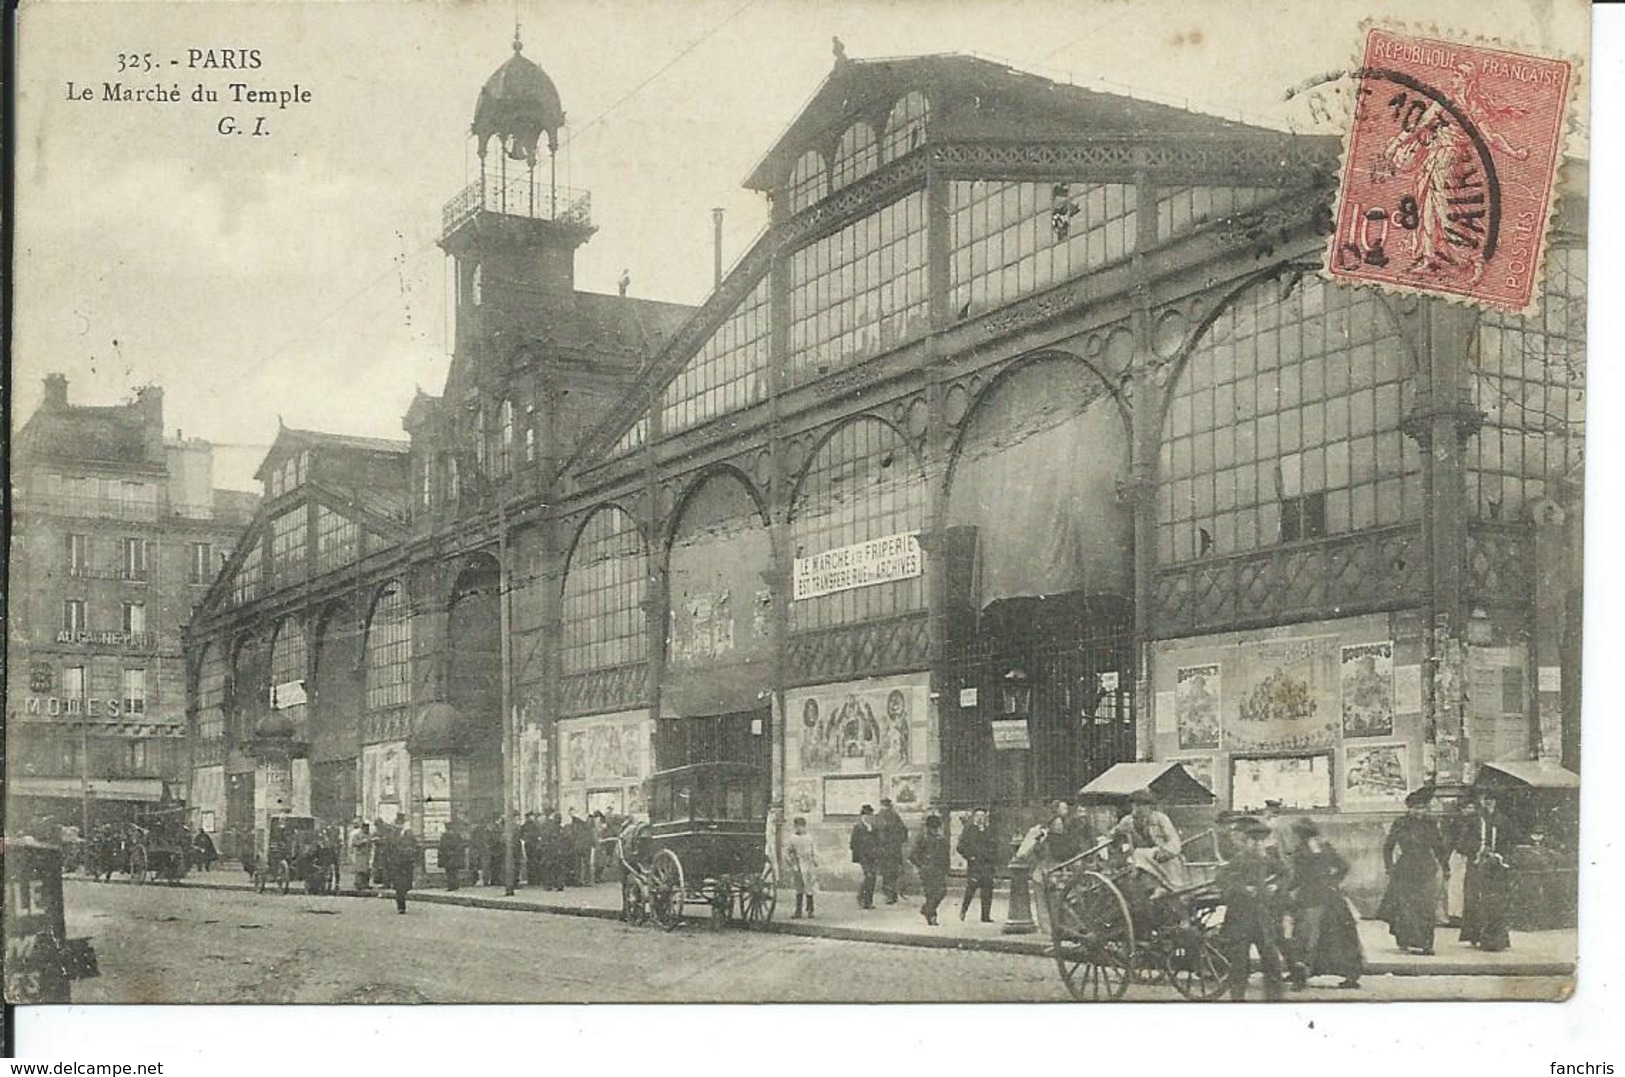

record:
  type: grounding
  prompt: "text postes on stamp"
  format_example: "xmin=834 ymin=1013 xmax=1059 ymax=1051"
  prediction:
xmin=1327 ymin=28 xmax=1572 ymax=314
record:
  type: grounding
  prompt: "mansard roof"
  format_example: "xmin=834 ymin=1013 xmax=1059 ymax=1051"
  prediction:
xmin=745 ymin=52 xmax=1277 ymax=193
xmin=252 ymin=425 xmax=410 ymax=480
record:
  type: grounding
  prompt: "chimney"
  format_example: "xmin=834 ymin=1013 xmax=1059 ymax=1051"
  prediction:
xmin=134 ymin=384 xmax=165 ymax=462
xmin=43 ymin=373 xmax=69 ymax=408
xmin=712 ymin=208 xmax=725 ymax=290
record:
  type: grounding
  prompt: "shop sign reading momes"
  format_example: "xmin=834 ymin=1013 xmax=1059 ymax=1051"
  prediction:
xmin=793 ymin=532 xmax=923 ymax=601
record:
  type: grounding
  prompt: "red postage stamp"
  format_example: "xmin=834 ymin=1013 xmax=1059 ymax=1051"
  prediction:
xmin=1327 ymin=28 xmax=1574 ymax=314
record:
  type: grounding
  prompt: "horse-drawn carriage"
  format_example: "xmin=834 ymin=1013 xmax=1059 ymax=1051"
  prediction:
xmin=617 ymin=762 xmax=777 ymax=930
xmin=85 ymin=802 xmax=190 ymax=884
xmin=247 ymin=815 xmax=340 ymax=894
xmin=1040 ymin=762 xmax=1231 ymax=1001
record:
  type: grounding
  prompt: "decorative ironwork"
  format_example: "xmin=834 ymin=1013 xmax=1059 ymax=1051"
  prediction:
xmin=441 ymin=175 xmax=593 ymax=238
xmin=1151 ymin=525 xmax=1426 ymax=637
xmin=784 ymin=614 xmax=931 ymax=685
xmin=560 ymin=663 xmax=648 ymax=717
xmin=362 ymin=709 xmax=410 ymax=745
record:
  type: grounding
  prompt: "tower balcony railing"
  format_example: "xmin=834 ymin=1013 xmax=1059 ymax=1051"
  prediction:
xmin=442 ymin=173 xmax=592 ymax=238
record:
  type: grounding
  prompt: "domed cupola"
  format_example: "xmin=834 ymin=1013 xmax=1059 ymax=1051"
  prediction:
xmin=471 ymin=31 xmax=566 ymax=165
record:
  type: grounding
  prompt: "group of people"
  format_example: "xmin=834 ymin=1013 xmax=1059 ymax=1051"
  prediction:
xmin=418 ymin=809 xmax=620 ymax=893
xmin=345 ymin=814 xmax=420 ymax=913
xmin=1378 ymin=787 xmax=1515 ymax=956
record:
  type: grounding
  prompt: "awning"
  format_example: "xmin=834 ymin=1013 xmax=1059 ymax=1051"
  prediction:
xmin=1077 ymin=762 xmax=1216 ymax=805
xmin=9 ymin=777 xmax=168 ymax=803
xmin=1475 ymin=760 xmax=1580 ymax=790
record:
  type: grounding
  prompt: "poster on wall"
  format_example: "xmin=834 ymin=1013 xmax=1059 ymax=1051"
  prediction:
xmin=1341 ymin=641 xmax=1395 ymax=738
xmin=1172 ymin=756 xmax=1216 ymax=793
xmin=1175 ymin=664 xmax=1221 ymax=749
xmin=420 ymin=758 xmax=452 ymax=841
xmin=787 ymin=779 xmax=820 ymax=818
xmin=1344 ymin=742 xmax=1410 ymax=808
xmin=1227 ymin=637 xmax=1340 ymax=752
xmin=1230 ymin=754 xmax=1333 ymax=812
xmin=889 ymin=773 xmax=924 ymax=809
xmin=791 ymin=682 xmax=922 ymax=774
xmin=823 ymin=774 xmax=882 ymax=817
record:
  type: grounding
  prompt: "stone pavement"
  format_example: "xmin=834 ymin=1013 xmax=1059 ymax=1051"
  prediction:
xmin=172 ymin=863 xmax=1575 ymax=977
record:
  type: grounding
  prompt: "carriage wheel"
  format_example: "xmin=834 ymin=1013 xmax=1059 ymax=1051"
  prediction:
xmin=275 ymin=859 xmax=291 ymax=894
xmin=129 ymin=845 xmax=149 ymax=885
xmin=1165 ymin=903 xmax=1231 ymax=1002
xmin=648 ymin=850 xmax=686 ymax=930
xmin=621 ymin=874 xmax=651 ymax=926
xmin=743 ymin=858 xmax=777 ymax=927
xmin=1050 ymin=870 xmax=1135 ymax=1002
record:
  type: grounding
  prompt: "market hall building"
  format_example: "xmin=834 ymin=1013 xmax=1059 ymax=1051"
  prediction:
xmin=184 ymin=42 xmax=1585 ymax=898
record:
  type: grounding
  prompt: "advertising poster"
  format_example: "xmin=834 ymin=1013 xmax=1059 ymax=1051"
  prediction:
xmin=1227 ymin=637 xmax=1340 ymax=752
xmin=1175 ymin=663 xmax=1221 ymax=749
xmin=1341 ymin=641 xmax=1395 ymax=738
xmin=1344 ymin=742 xmax=1410 ymax=809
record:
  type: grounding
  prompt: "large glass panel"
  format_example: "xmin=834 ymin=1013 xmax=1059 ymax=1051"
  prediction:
xmin=661 ymin=276 xmax=771 ymax=435
xmin=364 ymin=581 xmax=412 ymax=714
xmin=562 ymin=508 xmax=648 ymax=674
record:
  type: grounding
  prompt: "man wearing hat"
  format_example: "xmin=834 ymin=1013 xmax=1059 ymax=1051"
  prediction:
xmin=1108 ymin=789 xmax=1187 ymax=888
xmin=520 ymin=811 xmax=543 ymax=887
xmin=1377 ymin=787 xmax=1448 ymax=955
xmin=1216 ymin=816 xmax=1287 ymax=1001
xmin=909 ymin=814 xmax=951 ymax=926
xmin=849 ymin=805 xmax=881 ymax=909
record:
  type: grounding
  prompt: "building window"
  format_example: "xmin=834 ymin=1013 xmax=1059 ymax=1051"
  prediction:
xmin=786 ymin=149 xmax=828 ymax=213
xmin=831 ymin=121 xmax=878 ymax=190
xmin=126 ymin=741 xmax=149 ymax=774
xmin=66 ymin=533 xmax=89 ymax=576
xmin=787 ymin=189 xmax=928 ymax=387
xmin=473 ymin=408 xmax=489 ymax=475
xmin=232 ymin=541 xmax=263 ymax=606
xmin=610 ymin=415 xmax=648 ymax=458
xmin=497 ymin=399 xmax=514 ymax=477
xmin=270 ymin=617 xmax=307 ymax=727
xmin=270 ymin=507 xmax=307 ymax=587
xmin=444 ymin=455 xmax=460 ymax=503
xmin=365 ymin=581 xmax=412 ymax=713
xmin=948 ymin=179 xmax=1138 ymax=319
xmin=880 ymin=91 xmax=930 ymax=162
xmin=524 ymin=405 xmax=539 ymax=465
xmin=63 ymin=666 xmax=86 ymax=702
xmin=122 ymin=602 xmax=147 ymax=634
xmin=63 ymin=599 xmax=87 ymax=634
xmin=1155 ymin=186 xmax=1282 ymax=241
xmin=315 ymin=505 xmax=361 ymax=575
xmin=197 ymin=645 xmax=226 ymax=741
xmin=561 ymin=507 xmax=647 ymax=674
xmin=188 ymin=542 xmax=214 ymax=585
xmin=661 ymin=275 xmax=771 ymax=435
xmin=121 ymin=536 xmax=150 ymax=581
xmin=789 ymin=418 xmax=928 ymax=632
xmin=1471 ymin=245 xmax=1586 ymax=520
xmin=123 ymin=668 xmax=147 ymax=715
xmin=1158 ymin=273 xmax=1420 ymax=564
xmin=419 ymin=456 xmax=433 ymax=508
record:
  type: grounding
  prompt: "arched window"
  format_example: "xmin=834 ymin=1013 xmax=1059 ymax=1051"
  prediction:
xmin=498 ymin=399 xmax=514 ymax=477
xmin=364 ymin=581 xmax=412 ymax=714
xmin=787 ymin=149 xmax=828 ymax=213
xmin=1159 ymin=274 xmax=1419 ymax=564
xmin=524 ymin=404 xmax=538 ymax=465
xmin=1471 ymin=245 xmax=1586 ymax=520
xmin=270 ymin=617 xmax=308 ymax=730
xmin=881 ymin=91 xmax=930 ymax=162
xmin=473 ymin=407 xmax=488 ymax=474
xmin=562 ymin=507 xmax=648 ymax=674
xmin=831 ymin=122 xmax=878 ymax=191
xmin=790 ymin=419 xmax=927 ymax=631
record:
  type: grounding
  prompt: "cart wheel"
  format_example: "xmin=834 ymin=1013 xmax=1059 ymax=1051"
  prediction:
xmin=1051 ymin=870 xmax=1135 ymax=1002
xmin=1165 ymin=903 xmax=1231 ymax=1001
xmin=276 ymin=859 xmax=291 ymax=894
xmin=129 ymin=845 xmax=149 ymax=885
xmin=743 ymin=858 xmax=777 ymax=927
xmin=648 ymin=850 xmax=686 ymax=930
xmin=621 ymin=873 xmax=650 ymax=926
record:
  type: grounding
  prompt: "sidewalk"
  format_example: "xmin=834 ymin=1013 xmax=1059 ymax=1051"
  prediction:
xmin=163 ymin=865 xmax=1575 ymax=977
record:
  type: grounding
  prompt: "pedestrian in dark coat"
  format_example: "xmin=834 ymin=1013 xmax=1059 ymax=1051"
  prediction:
xmin=521 ymin=812 xmax=543 ymax=887
xmin=849 ymin=805 xmax=881 ymax=909
xmin=481 ymin=816 xmax=503 ymax=887
xmin=1286 ymin=818 xmax=1363 ymax=988
xmin=957 ymin=808 xmax=999 ymax=923
xmin=1458 ymin=791 xmax=1515 ymax=952
xmin=567 ymin=810 xmax=592 ymax=886
xmin=1216 ymin=817 xmax=1287 ymax=1001
xmin=909 ymin=815 xmax=951 ymax=926
xmin=438 ymin=819 xmax=466 ymax=891
xmin=384 ymin=814 xmax=418 ymax=914
xmin=875 ymin=798 xmax=909 ymax=903
xmin=1377 ymin=788 xmax=1449 ymax=954
xmin=541 ymin=812 xmax=566 ymax=890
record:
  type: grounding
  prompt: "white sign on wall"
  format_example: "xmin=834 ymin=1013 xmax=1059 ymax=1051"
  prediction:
xmin=793 ymin=532 xmax=923 ymax=601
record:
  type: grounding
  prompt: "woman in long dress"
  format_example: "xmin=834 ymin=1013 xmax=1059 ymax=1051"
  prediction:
xmin=1287 ymin=818 xmax=1364 ymax=988
xmin=1377 ymin=788 xmax=1448 ymax=954
xmin=1458 ymin=791 xmax=1514 ymax=952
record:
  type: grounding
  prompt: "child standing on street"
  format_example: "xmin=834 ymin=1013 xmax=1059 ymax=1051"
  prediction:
xmin=784 ymin=816 xmax=820 ymax=918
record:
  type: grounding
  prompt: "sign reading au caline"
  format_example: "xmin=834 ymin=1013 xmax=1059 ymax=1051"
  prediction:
xmin=793 ymin=532 xmax=923 ymax=601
